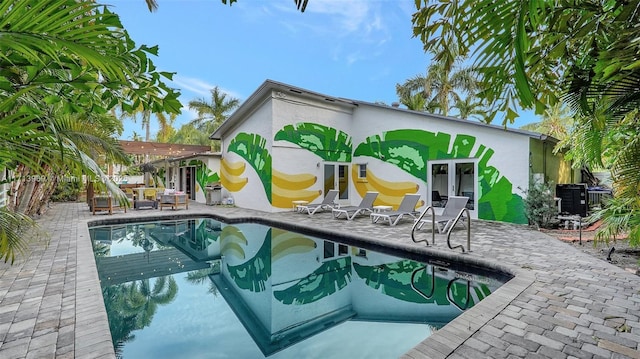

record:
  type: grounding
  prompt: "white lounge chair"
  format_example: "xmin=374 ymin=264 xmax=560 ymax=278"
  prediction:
xmin=416 ymin=195 xmax=469 ymax=233
xmin=332 ymin=192 xmax=378 ymax=220
xmin=297 ymin=189 xmax=339 ymax=215
xmin=370 ymin=193 xmax=421 ymax=226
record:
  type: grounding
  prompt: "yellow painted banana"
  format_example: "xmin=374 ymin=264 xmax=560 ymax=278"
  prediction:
xmin=351 ymin=167 xmax=418 ymax=197
xmin=272 ymin=169 xmax=317 ymax=190
xmin=221 ymin=242 xmax=245 ymax=259
xmin=271 ymin=183 xmax=322 ymax=208
xmin=220 ymin=226 xmax=248 ymax=246
xmin=353 ymin=178 xmax=413 ymax=209
xmin=271 ymin=229 xmax=317 ymax=261
xmin=221 ymin=158 xmax=246 ymax=177
xmin=221 ymin=175 xmax=248 ymax=192
xmin=366 ymin=169 xmax=419 ymax=196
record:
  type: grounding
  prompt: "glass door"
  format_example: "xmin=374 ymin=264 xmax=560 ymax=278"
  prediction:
xmin=428 ymin=159 xmax=478 ymax=218
xmin=323 ymin=163 xmax=349 ymax=205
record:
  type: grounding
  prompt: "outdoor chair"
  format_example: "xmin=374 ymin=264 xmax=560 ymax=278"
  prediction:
xmin=92 ymin=195 xmax=128 ymax=215
xmin=159 ymin=193 xmax=188 ymax=210
xmin=370 ymin=193 xmax=421 ymax=226
xmin=415 ymin=195 xmax=469 ymax=233
xmin=332 ymin=191 xmax=378 ymax=220
xmin=297 ymin=189 xmax=339 ymax=215
xmin=92 ymin=196 xmax=113 ymax=215
xmin=143 ymin=188 xmax=157 ymax=201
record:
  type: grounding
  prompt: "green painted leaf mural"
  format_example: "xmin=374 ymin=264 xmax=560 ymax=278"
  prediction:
xmin=274 ymin=256 xmax=351 ymax=305
xmin=275 ymin=122 xmax=352 ymax=162
xmin=226 ymin=228 xmax=272 ymax=292
xmin=354 ymin=260 xmax=447 ymax=304
xmin=354 ymin=260 xmax=480 ymax=307
xmin=189 ymin=159 xmax=220 ymax=192
xmin=354 ymin=129 xmax=527 ymax=224
xmin=228 ymin=133 xmax=272 ymax=202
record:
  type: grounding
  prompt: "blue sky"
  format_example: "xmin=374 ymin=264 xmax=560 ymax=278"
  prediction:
xmin=108 ymin=0 xmax=537 ymax=140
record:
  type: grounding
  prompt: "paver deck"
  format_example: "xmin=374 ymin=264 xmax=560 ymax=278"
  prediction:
xmin=0 ymin=201 xmax=638 ymax=358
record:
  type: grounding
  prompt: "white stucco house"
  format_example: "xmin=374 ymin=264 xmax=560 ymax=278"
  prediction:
xmin=210 ymin=80 xmax=575 ymax=224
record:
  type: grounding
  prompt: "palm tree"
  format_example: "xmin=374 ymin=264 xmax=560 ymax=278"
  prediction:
xmin=188 ymin=87 xmax=240 ymax=151
xmin=0 ymin=0 xmax=181 ymax=263
xmin=169 ymin=123 xmax=212 ymax=146
xmin=412 ymin=0 xmax=640 ymax=245
xmin=155 ymin=112 xmax=177 ymax=143
xmin=520 ymin=103 xmax=573 ymax=142
xmin=454 ymin=97 xmax=488 ymax=123
xmin=396 ymin=53 xmax=480 ymax=117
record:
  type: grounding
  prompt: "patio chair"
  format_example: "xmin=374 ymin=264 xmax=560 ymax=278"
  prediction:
xmin=143 ymin=188 xmax=157 ymax=201
xmin=415 ymin=195 xmax=469 ymax=233
xmin=332 ymin=192 xmax=378 ymax=220
xmin=297 ymin=189 xmax=339 ymax=215
xmin=159 ymin=192 xmax=188 ymax=210
xmin=370 ymin=193 xmax=421 ymax=226
xmin=92 ymin=196 xmax=113 ymax=215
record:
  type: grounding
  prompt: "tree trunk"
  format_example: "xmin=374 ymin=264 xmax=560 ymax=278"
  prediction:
xmin=10 ymin=164 xmax=59 ymax=216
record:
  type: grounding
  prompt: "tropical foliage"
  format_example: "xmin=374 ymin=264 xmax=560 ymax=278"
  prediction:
xmin=395 ymin=51 xmax=483 ymax=119
xmin=0 ymin=0 xmax=181 ymax=262
xmin=187 ymin=86 xmax=239 ymax=151
xmin=519 ymin=179 xmax=558 ymax=229
xmin=412 ymin=0 xmax=640 ymax=245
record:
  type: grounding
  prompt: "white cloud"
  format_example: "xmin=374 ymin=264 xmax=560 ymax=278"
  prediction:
xmin=171 ymin=75 xmax=243 ymax=100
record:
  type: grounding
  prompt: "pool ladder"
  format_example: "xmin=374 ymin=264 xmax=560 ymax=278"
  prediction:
xmin=410 ymin=206 xmax=471 ymax=253
xmin=410 ymin=265 xmax=471 ymax=310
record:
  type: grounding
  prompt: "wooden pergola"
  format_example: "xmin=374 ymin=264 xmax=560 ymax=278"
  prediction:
xmin=119 ymin=140 xmax=211 ymax=158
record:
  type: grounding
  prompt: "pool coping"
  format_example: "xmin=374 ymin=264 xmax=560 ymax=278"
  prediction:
xmin=77 ymin=209 xmax=535 ymax=359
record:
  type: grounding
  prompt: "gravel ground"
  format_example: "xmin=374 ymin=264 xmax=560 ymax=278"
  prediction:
xmin=540 ymin=224 xmax=640 ymax=275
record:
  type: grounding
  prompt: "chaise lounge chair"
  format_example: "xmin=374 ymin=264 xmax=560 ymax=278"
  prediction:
xmin=297 ymin=189 xmax=339 ymax=215
xmin=332 ymin=191 xmax=378 ymax=220
xmin=415 ymin=195 xmax=469 ymax=233
xmin=370 ymin=193 xmax=421 ymax=226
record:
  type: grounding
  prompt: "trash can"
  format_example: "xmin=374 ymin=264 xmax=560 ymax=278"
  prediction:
xmin=205 ymin=183 xmax=222 ymax=205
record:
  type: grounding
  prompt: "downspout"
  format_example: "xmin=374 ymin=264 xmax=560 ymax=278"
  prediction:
xmin=542 ymin=137 xmax=547 ymax=181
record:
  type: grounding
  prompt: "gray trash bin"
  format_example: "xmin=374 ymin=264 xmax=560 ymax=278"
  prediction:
xmin=205 ymin=184 xmax=222 ymax=205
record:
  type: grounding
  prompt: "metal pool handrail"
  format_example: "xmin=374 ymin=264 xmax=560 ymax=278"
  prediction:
xmin=446 ymin=207 xmax=471 ymax=253
xmin=409 ymin=265 xmax=435 ymax=300
xmin=410 ymin=205 xmax=435 ymax=245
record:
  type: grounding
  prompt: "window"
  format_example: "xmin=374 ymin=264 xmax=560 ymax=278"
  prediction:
xmin=358 ymin=164 xmax=367 ymax=178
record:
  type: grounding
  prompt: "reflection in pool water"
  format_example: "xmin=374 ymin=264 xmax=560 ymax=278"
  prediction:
xmin=90 ymin=218 xmax=508 ymax=358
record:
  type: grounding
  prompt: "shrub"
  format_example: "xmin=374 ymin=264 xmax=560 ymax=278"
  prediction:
xmin=520 ymin=179 xmax=559 ymax=229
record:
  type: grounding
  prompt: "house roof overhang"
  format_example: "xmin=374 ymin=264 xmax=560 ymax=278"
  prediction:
xmin=211 ymin=79 xmax=558 ymax=143
xmin=210 ymin=79 xmax=358 ymax=140
xmin=119 ymin=140 xmax=211 ymax=157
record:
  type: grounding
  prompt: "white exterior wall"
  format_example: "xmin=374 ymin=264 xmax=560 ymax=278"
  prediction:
xmin=222 ymin=97 xmax=274 ymax=211
xmin=219 ymin=82 xmax=535 ymax=223
xmin=351 ymin=105 xmax=530 ymax=206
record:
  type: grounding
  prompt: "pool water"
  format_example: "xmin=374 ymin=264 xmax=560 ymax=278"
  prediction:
xmin=89 ymin=218 xmax=508 ymax=358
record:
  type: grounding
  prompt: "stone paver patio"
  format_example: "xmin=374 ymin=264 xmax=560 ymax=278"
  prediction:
xmin=0 ymin=201 xmax=639 ymax=358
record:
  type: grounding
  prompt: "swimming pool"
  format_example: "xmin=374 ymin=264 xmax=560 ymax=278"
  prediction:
xmin=89 ymin=218 xmax=509 ymax=358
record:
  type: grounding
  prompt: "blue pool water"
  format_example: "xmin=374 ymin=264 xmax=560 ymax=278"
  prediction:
xmin=89 ymin=218 xmax=509 ymax=358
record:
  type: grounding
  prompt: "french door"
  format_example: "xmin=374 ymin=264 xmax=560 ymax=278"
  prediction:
xmin=428 ymin=159 xmax=478 ymax=218
xmin=323 ymin=163 xmax=349 ymax=205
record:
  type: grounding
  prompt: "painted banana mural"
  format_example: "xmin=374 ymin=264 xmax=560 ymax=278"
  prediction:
xmin=352 ymin=167 xmax=422 ymax=209
xmin=274 ymin=123 xmax=352 ymax=162
xmin=274 ymin=256 xmax=352 ymax=305
xmin=354 ymin=129 xmax=527 ymax=224
xmin=220 ymin=225 xmax=248 ymax=259
xmin=353 ymin=260 xmax=491 ymax=307
xmin=225 ymin=227 xmax=272 ymax=292
xmin=220 ymin=157 xmax=248 ymax=192
xmin=190 ymin=159 xmax=220 ymax=193
xmin=228 ymin=133 xmax=272 ymax=200
xmin=272 ymin=169 xmax=321 ymax=208
xmin=271 ymin=228 xmax=317 ymax=262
